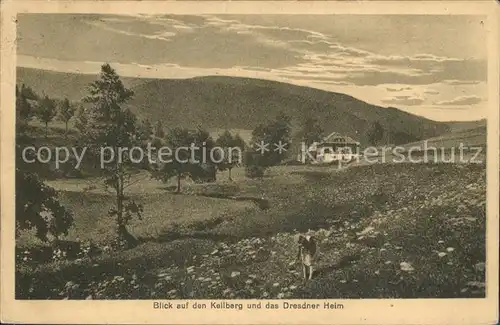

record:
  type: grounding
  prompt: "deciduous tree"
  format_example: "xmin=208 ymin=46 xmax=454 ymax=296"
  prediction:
xmin=154 ymin=120 xmax=165 ymax=139
xmin=251 ymin=111 xmax=292 ymax=168
xmin=57 ymin=98 xmax=76 ymax=137
xmin=16 ymin=115 xmax=73 ymax=242
xmin=37 ymin=95 xmax=57 ymax=138
xmin=151 ymin=127 xmax=217 ymax=192
xmin=216 ymin=130 xmax=245 ymax=181
xmin=366 ymin=121 xmax=384 ymax=146
xmin=299 ymin=116 xmax=324 ymax=149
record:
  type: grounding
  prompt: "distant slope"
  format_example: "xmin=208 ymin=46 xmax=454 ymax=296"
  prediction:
xmin=445 ymin=119 xmax=487 ymax=133
xmin=402 ymin=125 xmax=486 ymax=150
xmin=17 ymin=67 xmax=451 ymax=145
xmin=16 ymin=67 xmax=149 ymax=101
xmin=125 ymin=75 xmax=451 ymax=145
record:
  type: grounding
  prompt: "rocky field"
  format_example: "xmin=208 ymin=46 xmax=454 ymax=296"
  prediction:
xmin=16 ymin=162 xmax=486 ymax=299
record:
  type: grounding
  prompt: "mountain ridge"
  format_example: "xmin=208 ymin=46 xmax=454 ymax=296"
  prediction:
xmin=16 ymin=66 xmax=475 ymax=145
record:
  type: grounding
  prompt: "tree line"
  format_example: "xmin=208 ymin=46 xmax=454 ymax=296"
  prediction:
xmin=16 ymin=62 xmax=404 ymax=251
xmin=16 ymin=64 xmax=325 ymax=250
xmin=16 ymin=63 xmax=401 ymax=251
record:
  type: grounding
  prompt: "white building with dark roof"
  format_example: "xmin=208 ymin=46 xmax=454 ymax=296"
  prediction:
xmin=306 ymin=132 xmax=361 ymax=164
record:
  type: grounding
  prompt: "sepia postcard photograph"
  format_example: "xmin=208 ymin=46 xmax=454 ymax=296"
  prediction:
xmin=1 ymin=1 xmax=499 ymax=324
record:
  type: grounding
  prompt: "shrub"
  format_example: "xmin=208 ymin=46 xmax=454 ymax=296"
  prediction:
xmin=245 ymin=165 xmax=266 ymax=179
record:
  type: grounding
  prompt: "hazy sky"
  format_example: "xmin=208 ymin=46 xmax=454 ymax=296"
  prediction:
xmin=17 ymin=14 xmax=488 ymax=121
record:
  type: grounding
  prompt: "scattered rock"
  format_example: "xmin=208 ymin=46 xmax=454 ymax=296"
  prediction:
xmin=356 ymin=226 xmax=375 ymax=236
xmin=466 ymin=281 xmax=485 ymax=289
xmin=400 ymin=262 xmax=414 ymax=272
xmin=474 ymin=262 xmax=486 ymax=272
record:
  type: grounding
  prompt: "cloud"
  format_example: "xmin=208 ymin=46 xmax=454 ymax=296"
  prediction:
xmin=148 ymin=17 xmax=200 ymax=32
xmin=434 ymin=95 xmax=483 ymax=106
xmin=201 ymin=15 xmax=329 ymax=42
xmin=366 ymin=53 xmax=462 ymax=66
xmin=85 ymin=20 xmax=176 ymax=41
xmin=338 ymin=62 xmax=485 ymax=86
xmin=290 ymin=40 xmax=371 ymax=58
xmin=424 ymin=89 xmax=440 ymax=95
xmin=309 ymin=80 xmax=353 ymax=86
xmin=301 ymin=54 xmax=423 ymax=76
xmin=345 ymin=55 xmax=485 ymax=86
xmin=386 ymin=86 xmax=412 ymax=92
xmin=86 ymin=14 xmax=211 ymax=40
xmin=298 ymin=49 xmax=486 ymax=86
xmin=284 ymin=75 xmax=353 ymax=84
xmin=381 ymin=95 xmax=426 ymax=106
xmin=17 ymin=14 xmax=488 ymax=88
xmin=17 ymin=55 xmax=324 ymax=85
xmin=16 ymin=13 xmax=488 ymax=123
xmin=291 ymin=42 xmax=486 ymax=86
xmin=443 ymin=79 xmax=481 ymax=85
xmin=421 ymin=105 xmax=474 ymax=111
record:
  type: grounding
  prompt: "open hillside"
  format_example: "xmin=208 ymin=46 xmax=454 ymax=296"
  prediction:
xmin=17 ymin=163 xmax=486 ymax=299
xmin=17 ymin=67 xmax=451 ymax=145
xmin=16 ymin=67 xmax=149 ymax=101
xmin=402 ymin=125 xmax=486 ymax=150
xmin=445 ymin=119 xmax=487 ymax=133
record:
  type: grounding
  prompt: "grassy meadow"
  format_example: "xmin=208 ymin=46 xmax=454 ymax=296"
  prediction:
xmin=16 ymin=156 xmax=487 ymax=299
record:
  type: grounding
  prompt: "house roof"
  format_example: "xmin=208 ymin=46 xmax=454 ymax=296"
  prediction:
xmin=321 ymin=132 xmax=359 ymax=144
xmin=306 ymin=132 xmax=360 ymax=151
